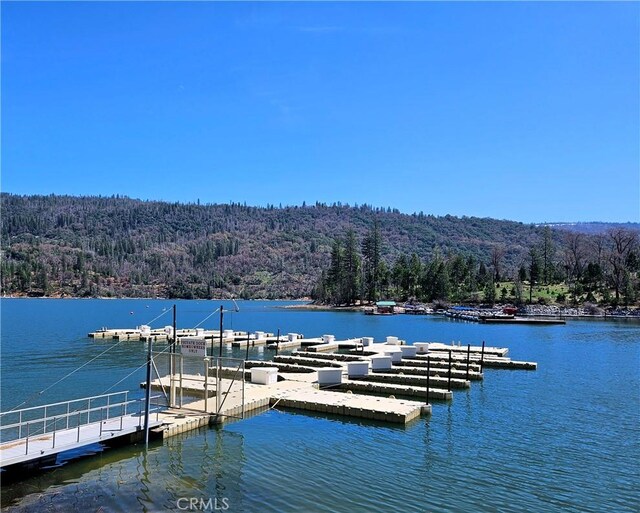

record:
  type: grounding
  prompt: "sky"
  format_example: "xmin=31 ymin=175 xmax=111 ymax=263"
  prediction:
xmin=2 ymin=1 xmax=639 ymax=223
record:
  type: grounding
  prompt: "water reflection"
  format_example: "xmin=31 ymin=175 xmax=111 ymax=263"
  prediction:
xmin=2 ymin=424 xmax=248 ymax=513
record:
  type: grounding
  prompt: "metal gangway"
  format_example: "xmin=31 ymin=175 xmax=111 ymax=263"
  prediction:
xmin=0 ymin=391 xmax=164 ymax=469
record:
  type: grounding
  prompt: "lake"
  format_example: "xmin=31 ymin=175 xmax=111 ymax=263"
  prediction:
xmin=0 ymin=298 xmax=638 ymax=512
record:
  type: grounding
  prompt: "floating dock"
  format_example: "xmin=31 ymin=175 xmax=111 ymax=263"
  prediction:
xmin=270 ymin=388 xmax=427 ymax=423
xmin=480 ymin=317 xmax=566 ymax=325
xmin=445 ymin=309 xmax=566 ymax=325
xmin=5 ymin=332 xmax=538 ymax=475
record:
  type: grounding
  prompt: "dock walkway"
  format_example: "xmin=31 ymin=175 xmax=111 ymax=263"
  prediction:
xmin=0 ymin=392 xmax=162 ymax=470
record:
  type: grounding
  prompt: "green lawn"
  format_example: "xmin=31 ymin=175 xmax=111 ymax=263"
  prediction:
xmin=490 ymin=281 xmax=570 ymax=304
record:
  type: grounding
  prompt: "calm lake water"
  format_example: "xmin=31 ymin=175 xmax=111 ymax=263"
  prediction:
xmin=1 ymin=298 xmax=638 ymax=513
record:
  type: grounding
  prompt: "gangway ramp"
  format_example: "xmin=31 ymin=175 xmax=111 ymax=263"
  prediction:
xmin=0 ymin=392 xmax=163 ymax=469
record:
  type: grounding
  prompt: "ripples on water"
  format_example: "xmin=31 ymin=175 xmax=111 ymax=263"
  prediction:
xmin=1 ymin=300 xmax=638 ymax=513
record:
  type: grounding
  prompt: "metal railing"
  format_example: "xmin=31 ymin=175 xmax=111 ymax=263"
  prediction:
xmin=150 ymin=352 xmax=247 ymax=419
xmin=0 ymin=391 xmax=165 ymax=454
xmin=206 ymin=356 xmax=246 ymax=419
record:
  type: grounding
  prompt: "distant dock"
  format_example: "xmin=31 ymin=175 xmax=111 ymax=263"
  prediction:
xmin=480 ymin=316 xmax=566 ymax=325
xmin=445 ymin=309 xmax=566 ymax=325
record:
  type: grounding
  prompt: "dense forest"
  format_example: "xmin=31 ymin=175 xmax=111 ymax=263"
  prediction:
xmin=315 ymin=222 xmax=640 ymax=307
xmin=1 ymin=194 xmax=638 ymax=306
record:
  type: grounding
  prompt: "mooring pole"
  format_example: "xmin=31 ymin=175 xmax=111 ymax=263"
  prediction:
xmin=276 ymin=328 xmax=280 ymax=356
xmin=172 ymin=304 xmax=177 ymax=350
xmin=245 ymin=331 xmax=250 ymax=361
xmin=204 ymin=357 xmax=209 ymax=412
xmin=480 ymin=340 xmax=486 ymax=373
xmin=170 ymin=304 xmax=177 ymax=407
xmin=426 ymin=354 xmax=431 ymax=405
xmin=144 ymin=338 xmax=152 ymax=447
xmin=448 ymin=349 xmax=452 ymax=392
xmin=219 ymin=305 xmax=224 ymax=358
xmin=466 ymin=343 xmax=471 ymax=381
xmin=214 ymin=310 xmax=216 ymax=358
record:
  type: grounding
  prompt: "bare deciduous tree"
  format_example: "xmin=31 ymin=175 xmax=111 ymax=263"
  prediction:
xmin=491 ymin=245 xmax=505 ymax=282
xmin=607 ymin=229 xmax=638 ymax=302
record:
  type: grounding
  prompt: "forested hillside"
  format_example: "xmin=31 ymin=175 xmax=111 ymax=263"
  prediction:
xmin=1 ymin=194 xmax=637 ymax=304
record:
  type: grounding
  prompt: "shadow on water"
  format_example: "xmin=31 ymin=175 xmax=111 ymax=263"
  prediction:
xmin=1 ymin=424 xmax=247 ymax=513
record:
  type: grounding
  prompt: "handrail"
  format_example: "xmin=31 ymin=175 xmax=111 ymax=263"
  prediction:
xmin=0 ymin=397 xmax=162 ymax=432
xmin=0 ymin=391 xmax=129 ymax=417
xmin=0 ymin=394 xmax=165 ymax=444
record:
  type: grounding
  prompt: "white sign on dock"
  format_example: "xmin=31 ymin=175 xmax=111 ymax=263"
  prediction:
xmin=181 ymin=337 xmax=206 ymax=357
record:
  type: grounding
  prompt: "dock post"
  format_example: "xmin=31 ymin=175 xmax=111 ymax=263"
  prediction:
xmin=466 ymin=344 xmax=471 ymax=380
xmin=426 ymin=355 xmax=431 ymax=405
xmin=204 ymin=357 xmax=210 ymax=412
xmin=218 ymin=305 xmax=224 ymax=358
xmin=241 ymin=360 xmax=246 ymax=419
xmin=216 ymin=358 xmax=222 ymax=415
xmin=276 ymin=329 xmax=280 ymax=356
xmin=448 ymin=350 xmax=452 ymax=392
xmin=180 ymin=355 xmax=184 ymax=408
xmin=480 ymin=340 xmax=486 ymax=373
xmin=170 ymin=304 xmax=177 ymax=408
xmin=245 ymin=332 xmax=250 ymax=361
xmin=144 ymin=338 xmax=152 ymax=447
xmin=25 ymin=423 xmax=30 ymax=455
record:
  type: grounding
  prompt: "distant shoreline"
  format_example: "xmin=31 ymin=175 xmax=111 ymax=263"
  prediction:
xmin=1 ymin=295 xmax=637 ymax=318
xmin=0 ymin=295 xmax=309 ymax=302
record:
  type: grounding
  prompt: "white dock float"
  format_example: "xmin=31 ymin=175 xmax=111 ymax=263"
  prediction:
xmin=370 ymin=355 xmax=393 ymax=371
xmin=384 ymin=348 xmax=403 ymax=363
xmin=347 ymin=361 xmax=370 ymax=378
xmin=400 ymin=345 xmax=418 ymax=358
xmin=414 ymin=343 xmax=430 ymax=354
xmin=251 ymin=367 xmax=279 ymax=385
xmin=317 ymin=368 xmax=343 ymax=386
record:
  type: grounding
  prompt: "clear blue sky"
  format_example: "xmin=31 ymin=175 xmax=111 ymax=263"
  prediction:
xmin=2 ymin=2 xmax=638 ymax=223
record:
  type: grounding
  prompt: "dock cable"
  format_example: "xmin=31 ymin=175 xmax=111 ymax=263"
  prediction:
xmin=27 ymin=342 xmax=177 ymax=437
xmin=144 ymin=307 xmax=172 ymax=326
xmin=7 ymin=336 xmax=136 ymax=412
xmin=6 ymin=306 xmax=172 ymax=412
xmin=100 ymin=344 xmax=174 ymax=396
xmin=193 ymin=306 xmax=222 ymax=329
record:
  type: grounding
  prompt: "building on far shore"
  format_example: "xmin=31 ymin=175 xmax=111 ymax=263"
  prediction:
xmin=375 ymin=301 xmax=397 ymax=315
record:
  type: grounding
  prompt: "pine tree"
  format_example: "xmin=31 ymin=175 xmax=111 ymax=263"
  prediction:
xmin=342 ymin=229 xmax=361 ymax=305
xmin=362 ymin=219 xmax=382 ymax=302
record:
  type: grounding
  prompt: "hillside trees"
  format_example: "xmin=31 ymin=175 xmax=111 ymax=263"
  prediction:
xmin=2 ymin=194 xmax=638 ymax=304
